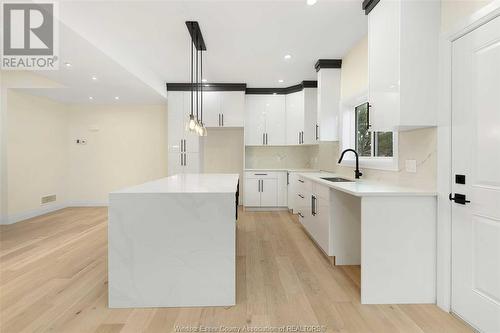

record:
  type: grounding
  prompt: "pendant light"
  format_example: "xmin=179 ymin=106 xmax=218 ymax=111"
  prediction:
xmin=186 ymin=21 xmax=207 ymax=136
xmin=187 ymin=37 xmax=197 ymax=132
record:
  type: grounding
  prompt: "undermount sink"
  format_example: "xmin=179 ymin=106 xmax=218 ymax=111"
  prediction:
xmin=320 ymin=177 xmax=354 ymax=183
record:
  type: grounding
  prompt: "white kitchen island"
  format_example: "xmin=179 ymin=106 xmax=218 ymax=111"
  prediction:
xmin=108 ymin=173 xmax=239 ymax=308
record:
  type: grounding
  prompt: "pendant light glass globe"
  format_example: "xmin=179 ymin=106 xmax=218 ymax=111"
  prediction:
xmin=200 ymin=125 xmax=208 ymax=137
xmin=188 ymin=114 xmax=197 ymax=131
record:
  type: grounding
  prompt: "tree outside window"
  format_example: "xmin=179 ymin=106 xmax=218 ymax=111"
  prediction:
xmin=355 ymin=102 xmax=393 ymax=157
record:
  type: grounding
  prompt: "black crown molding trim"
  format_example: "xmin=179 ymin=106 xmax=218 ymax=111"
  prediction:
xmin=186 ymin=21 xmax=206 ymax=51
xmin=314 ymin=59 xmax=342 ymax=72
xmin=362 ymin=0 xmax=380 ymax=15
xmin=166 ymin=83 xmax=247 ymax=92
xmin=246 ymin=81 xmax=318 ymax=95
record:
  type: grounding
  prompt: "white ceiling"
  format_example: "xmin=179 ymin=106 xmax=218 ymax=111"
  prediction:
xmin=32 ymin=0 xmax=367 ymax=104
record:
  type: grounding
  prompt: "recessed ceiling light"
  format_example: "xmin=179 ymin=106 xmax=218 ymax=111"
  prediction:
xmin=202 ymin=79 xmax=208 ymax=83
xmin=64 ymin=62 xmax=72 ymax=67
xmin=88 ymin=96 xmax=93 ymax=100
xmin=278 ymin=79 xmax=284 ymax=83
xmin=91 ymin=76 xmax=98 ymax=81
xmin=114 ymin=96 xmax=120 ymax=100
xmin=307 ymin=0 xmax=317 ymax=5
xmin=284 ymin=54 xmax=292 ymax=60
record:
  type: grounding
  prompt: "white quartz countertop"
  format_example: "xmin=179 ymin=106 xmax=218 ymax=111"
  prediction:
xmin=245 ymin=168 xmax=319 ymax=172
xmin=298 ymin=172 xmax=437 ymax=197
xmin=111 ymin=173 xmax=239 ymax=194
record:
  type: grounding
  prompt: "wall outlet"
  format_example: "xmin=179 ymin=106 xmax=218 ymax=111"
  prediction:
xmin=76 ymin=139 xmax=87 ymax=144
xmin=41 ymin=195 xmax=56 ymax=204
xmin=405 ymin=160 xmax=417 ymax=173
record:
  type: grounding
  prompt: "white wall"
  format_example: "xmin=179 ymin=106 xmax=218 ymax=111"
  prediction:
xmin=6 ymin=90 xmax=68 ymax=221
xmin=67 ymin=104 xmax=167 ymax=205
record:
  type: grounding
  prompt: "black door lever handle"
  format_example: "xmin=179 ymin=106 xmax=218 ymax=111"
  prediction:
xmin=449 ymin=193 xmax=470 ymax=205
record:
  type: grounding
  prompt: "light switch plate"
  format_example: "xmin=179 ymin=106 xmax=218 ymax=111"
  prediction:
xmin=405 ymin=160 xmax=417 ymax=173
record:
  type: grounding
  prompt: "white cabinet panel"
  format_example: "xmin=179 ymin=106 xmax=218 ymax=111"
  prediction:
xmin=220 ymin=91 xmax=245 ymax=127
xmin=368 ymin=0 xmax=439 ymax=131
xmin=245 ymin=95 xmax=267 ymax=145
xmin=317 ymin=69 xmax=341 ymax=141
xmin=168 ymin=152 xmax=184 ymax=176
xmin=202 ymin=91 xmax=221 ymax=127
xmin=260 ymin=179 xmax=278 ymax=207
xmin=184 ymin=153 xmax=200 ymax=173
xmin=265 ymin=95 xmax=286 ymax=145
xmin=245 ymin=94 xmax=285 ymax=146
xmin=244 ymin=178 xmax=261 ymax=207
xmin=314 ymin=194 xmax=331 ymax=255
xmin=167 ymin=91 xmax=185 ymax=153
xmin=303 ymin=88 xmax=318 ymax=144
xmin=286 ymin=91 xmax=304 ymax=145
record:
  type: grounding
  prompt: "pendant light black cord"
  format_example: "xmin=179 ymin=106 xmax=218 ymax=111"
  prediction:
xmin=200 ymin=49 xmax=203 ymax=124
xmin=195 ymin=33 xmax=199 ymax=122
xmin=190 ymin=37 xmax=193 ymax=117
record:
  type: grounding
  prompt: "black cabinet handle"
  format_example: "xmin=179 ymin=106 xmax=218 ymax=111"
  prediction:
xmin=311 ymin=195 xmax=316 ymax=216
xmin=222 ymin=113 xmax=224 ymax=127
xmin=287 ymin=172 xmax=289 ymax=185
xmin=298 ymin=179 xmax=304 ymax=183
xmin=316 ymin=124 xmax=319 ymax=140
xmin=254 ymin=173 xmax=267 ymax=176
xmin=449 ymin=193 xmax=470 ymax=205
xmin=298 ymin=212 xmax=304 ymax=218
xmin=298 ymin=194 xmax=304 ymax=198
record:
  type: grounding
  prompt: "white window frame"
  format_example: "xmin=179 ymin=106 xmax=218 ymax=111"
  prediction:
xmin=339 ymin=91 xmax=399 ymax=171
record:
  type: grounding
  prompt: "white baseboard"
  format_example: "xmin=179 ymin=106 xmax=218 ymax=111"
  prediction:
xmin=2 ymin=202 xmax=67 ymax=225
xmin=1 ymin=201 xmax=109 ymax=225
xmin=67 ymin=201 xmax=108 ymax=207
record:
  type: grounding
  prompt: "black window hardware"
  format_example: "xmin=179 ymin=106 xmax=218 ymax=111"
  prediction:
xmin=449 ymin=193 xmax=470 ymax=205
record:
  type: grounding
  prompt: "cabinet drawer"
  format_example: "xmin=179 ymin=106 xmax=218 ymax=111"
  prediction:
xmin=313 ymin=183 xmax=330 ymax=200
xmin=245 ymin=171 xmax=281 ymax=179
xmin=297 ymin=177 xmax=313 ymax=193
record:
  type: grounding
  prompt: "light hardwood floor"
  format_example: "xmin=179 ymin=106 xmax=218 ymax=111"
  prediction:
xmin=0 ymin=207 xmax=471 ymax=333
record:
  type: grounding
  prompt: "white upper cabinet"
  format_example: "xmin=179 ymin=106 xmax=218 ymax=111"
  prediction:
xmin=285 ymin=88 xmax=318 ymax=145
xmin=317 ymin=68 xmax=341 ymax=141
xmin=202 ymin=90 xmax=245 ymax=128
xmin=245 ymin=94 xmax=286 ymax=146
xmin=368 ymin=0 xmax=439 ymax=131
xmin=201 ymin=91 xmax=220 ymax=127
xmin=220 ymin=91 xmax=245 ymax=127
xmin=285 ymin=91 xmax=304 ymax=145
xmin=303 ymin=88 xmax=318 ymax=144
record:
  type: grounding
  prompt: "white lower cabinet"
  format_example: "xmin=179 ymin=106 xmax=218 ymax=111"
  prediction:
xmin=297 ymin=178 xmax=332 ymax=256
xmin=244 ymin=171 xmax=287 ymax=207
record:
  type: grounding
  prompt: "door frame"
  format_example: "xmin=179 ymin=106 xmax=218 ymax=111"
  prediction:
xmin=437 ymin=0 xmax=500 ymax=312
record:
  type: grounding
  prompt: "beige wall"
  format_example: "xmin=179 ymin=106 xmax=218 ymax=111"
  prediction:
xmin=6 ymin=90 xmax=68 ymax=217
xmin=441 ymin=0 xmax=495 ymax=33
xmin=340 ymin=36 xmax=368 ymax=101
xmin=67 ymin=104 xmax=167 ymax=204
xmin=3 ymin=89 xmax=167 ymax=223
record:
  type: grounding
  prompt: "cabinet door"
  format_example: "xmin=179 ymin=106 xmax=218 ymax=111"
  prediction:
xmin=287 ymin=172 xmax=298 ymax=212
xmin=244 ymin=178 xmax=261 ymax=207
xmin=260 ymin=178 xmax=278 ymax=207
xmin=314 ymin=195 xmax=331 ymax=255
xmin=167 ymin=91 xmax=185 ymax=153
xmin=368 ymin=0 xmax=400 ymax=131
xmin=202 ymin=91 xmax=221 ymax=127
xmin=286 ymin=91 xmax=304 ymax=145
xmin=245 ymin=95 xmax=267 ymax=145
xmin=168 ymin=152 xmax=184 ymax=176
xmin=220 ymin=91 xmax=244 ymax=127
xmin=265 ymin=95 xmax=286 ymax=145
xmin=184 ymin=153 xmax=201 ymax=173
xmin=303 ymin=88 xmax=318 ymax=144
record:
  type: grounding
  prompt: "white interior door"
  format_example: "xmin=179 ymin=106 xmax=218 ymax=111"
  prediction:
xmin=451 ymin=16 xmax=500 ymax=333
